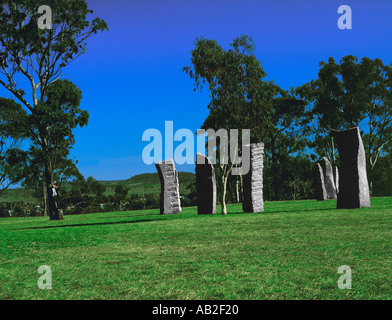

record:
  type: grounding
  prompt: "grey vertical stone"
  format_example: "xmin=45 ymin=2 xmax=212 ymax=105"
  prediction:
xmin=242 ymin=143 xmax=264 ymax=213
xmin=195 ymin=153 xmax=216 ymax=214
xmin=335 ymin=166 xmax=339 ymax=194
xmin=315 ymin=163 xmax=327 ymax=201
xmin=323 ymin=157 xmax=337 ymax=199
xmin=332 ymin=127 xmax=371 ymax=209
xmin=155 ymin=159 xmax=182 ymax=214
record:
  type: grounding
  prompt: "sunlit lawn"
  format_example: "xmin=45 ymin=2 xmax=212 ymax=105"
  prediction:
xmin=0 ymin=197 xmax=391 ymax=300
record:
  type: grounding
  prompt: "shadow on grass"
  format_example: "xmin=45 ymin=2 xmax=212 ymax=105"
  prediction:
xmin=16 ymin=218 xmax=163 ymax=230
xmin=15 ymin=205 xmax=340 ymax=230
xmin=227 ymin=207 xmax=336 ymax=215
xmin=266 ymin=207 xmax=337 ymax=214
xmin=96 ymin=212 xmax=159 ymax=219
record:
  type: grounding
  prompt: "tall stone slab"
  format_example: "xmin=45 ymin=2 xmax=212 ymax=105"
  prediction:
xmin=242 ymin=143 xmax=264 ymax=213
xmin=315 ymin=163 xmax=327 ymax=201
xmin=332 ymin=127 xmax=371 ymax=209
xmin=155 ymin=159 xmax=182 ymax=214
xmin=195 ymin=153 xmax=216 ymax=214
xmin=323 ymin=157 xmax=337 ymax=199
xmin=335 ymin=166 xmax=339 ymax=194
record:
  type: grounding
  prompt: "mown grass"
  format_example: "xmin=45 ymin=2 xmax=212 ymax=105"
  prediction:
xmin=0 ymin=197 xmax=391 ymax=300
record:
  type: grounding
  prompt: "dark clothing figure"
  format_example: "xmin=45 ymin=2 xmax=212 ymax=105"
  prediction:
xmin=52 ymin=184 xmax=59 ymax=210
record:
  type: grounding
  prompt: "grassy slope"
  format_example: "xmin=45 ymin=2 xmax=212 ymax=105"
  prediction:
xmin=100 ymin=172 xmax=195 ymax=196
xmin=0 ymin=172 xmax=195 ymax=203
xmin=0 ymin=197 xmax=391 ymax=300
xmin=0 ymin=188 xmax=34 ymax=203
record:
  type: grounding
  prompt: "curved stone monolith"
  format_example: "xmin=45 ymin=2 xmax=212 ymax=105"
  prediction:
xmin=155 ymin=159 xmax=182 ymax=214
xmin=335 ymin=166 xmax=339 ymax=194
xmin=315 ymin=163 xmax=327 ymax=201
xmin=242 ymin=143 xmax=264 ymax=213
xmin=195 ymin=153 xmax=216 ymax=214
xmin=332 ymin=127 xmax=371 ymax=209
xmin=323 ymin=157 xmax=337 ymax=199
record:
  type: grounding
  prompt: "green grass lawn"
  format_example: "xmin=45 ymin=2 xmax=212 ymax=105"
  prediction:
xmin=0 ymin=197 xmax=391 ymax=300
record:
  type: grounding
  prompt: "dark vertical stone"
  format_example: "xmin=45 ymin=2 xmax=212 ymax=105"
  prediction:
xmin=195 ymin=153 xmax=216 ymax=214
xmin=155 ymin=159 xmax=182 ymax=214
xmin=315 ymin=163 xmax=327 ymax=201
xmin=332 ymin=127 xmax=371 ymax=209
xmin=242 ymin=143 xmax=264 ymax=213
xmin=323 ymin=157 xmax=337 ymax=199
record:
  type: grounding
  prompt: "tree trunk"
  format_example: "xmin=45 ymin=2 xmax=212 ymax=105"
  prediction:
xmin=44 ymin=163 xmax=59 ymax=220
xmin=40 ymin=128 xmax=61 ymax=221
xmin=271 ymin=144 xmax=279 ymax=201
xmin=369 ymin=180 xmax=373 ymax=196
xmin=235 ymin=177 xmax=240 ymax=203
xmin=42 ymin=180 xmax=48 ymax=216
xmin=221 ymin=175 xmax=228 ymax=215
xmin=239 ymin=173 xmax=243 ymax=203
xmin=273 ymin=165 xmax=279 ymax=201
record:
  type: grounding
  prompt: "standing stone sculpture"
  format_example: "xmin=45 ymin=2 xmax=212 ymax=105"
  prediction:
xmin=155 ymin=159 xmax=182 ymax=214
xmin=195 ymin=153 xmax=216 ymax=214
xmin=335 ymin=166 xmax=339 ymax=194
xmin=332 ymin=127 xmax=371 ymax=209
xmin=242 ymin=143 xmax=264 ymax=213
xmin=315 ymin=163 xmax=327 ymax=201
xmin=323 ymin=157 xmax=337 ymax=199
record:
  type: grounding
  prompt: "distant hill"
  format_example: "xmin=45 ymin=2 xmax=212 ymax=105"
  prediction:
xmin=0 ymin=172 xmax=195 ymax=203
xmin=99 ymin=171 xmax=195 ymax=196
xmin=0 ymin=188 xmax=34 ymax=203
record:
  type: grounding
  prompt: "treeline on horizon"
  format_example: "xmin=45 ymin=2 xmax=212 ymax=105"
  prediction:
xmin=181 ymin=35 xmax=392 ymax=214
xmin=0 ymin=0 xmax=391 ymax=218
xmin=0 ymin=152 xmax=391 ymax=218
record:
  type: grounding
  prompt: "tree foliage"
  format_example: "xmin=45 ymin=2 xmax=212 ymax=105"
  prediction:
xmin=184 ymin=35 xmax=272 ymax=214
xmin=0 ymin=98 xmax=27 ymax=193
xmin=296 ymin=55 xmax=392 ymax=192
xmin=0 ymin=0 xmax=107 ymax=219
xmin=184 ymin=35 xmax=310 ymax=206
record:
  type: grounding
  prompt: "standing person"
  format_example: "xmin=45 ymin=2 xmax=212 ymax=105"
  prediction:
xmin=52 ymin=183 xmax=64 ymax=220
xmin=52 ymin=183 xmax=59 ymax=209
xmin=51 ymin=182 xmax=64 ymax=219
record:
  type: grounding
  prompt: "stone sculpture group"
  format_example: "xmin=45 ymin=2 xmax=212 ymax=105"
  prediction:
xmin=333 ymin=127 xmax=371 ymax=209
xmin=155 ymin=159 xmax=182 ymax=214
xmin=316 ymin=127 xmax=371 ymax=209
xmin=195 ymin=153 xmax=216 ymax=214
xmin=155 ymin=127 xmax=371 ymax=214
xmin=315 ymin=158 xmax=338 ymax=201
xmin=242 ymin=143 xmax=264 ymax=213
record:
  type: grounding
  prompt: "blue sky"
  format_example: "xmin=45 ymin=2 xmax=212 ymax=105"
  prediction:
xmin=4 ymin=0 xmax=392 ymax=181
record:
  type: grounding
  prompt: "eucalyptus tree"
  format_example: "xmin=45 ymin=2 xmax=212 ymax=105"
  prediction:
xmin=0 ymin=98 xmax=27 ymax=193
xmin=184 ymin=35 xmax=271 ymax=214
xmin=296 ymin=55 xmax=392 ymax=192
xmin=0 ymin=0 xmax=108 ymax=219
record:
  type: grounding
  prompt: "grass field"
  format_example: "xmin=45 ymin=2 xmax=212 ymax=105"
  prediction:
xmin=0 ymin=197 xmax=391 ymax=300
